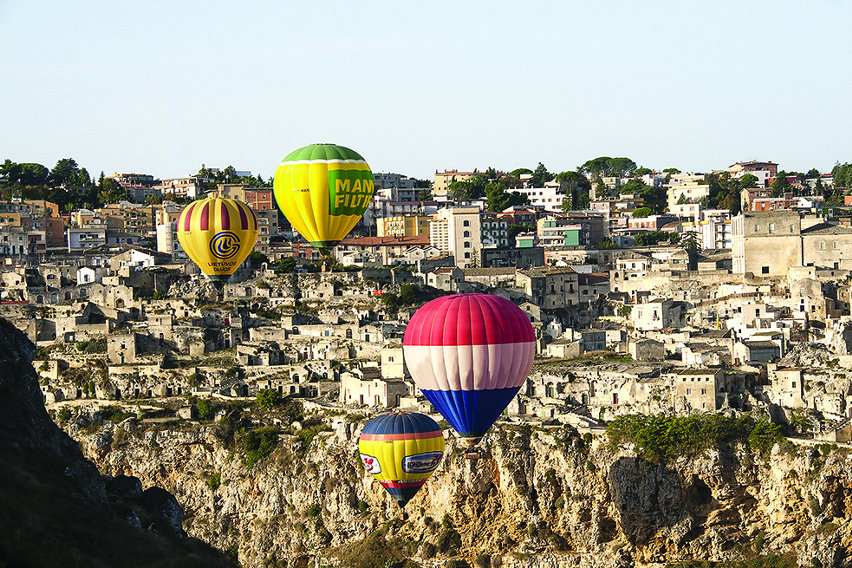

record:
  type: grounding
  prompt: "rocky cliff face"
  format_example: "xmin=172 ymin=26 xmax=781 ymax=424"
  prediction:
xmin=68 ymin=404 xmax=852 ymax=568
xmin=0 ymin=318 xmax=233 ymax=568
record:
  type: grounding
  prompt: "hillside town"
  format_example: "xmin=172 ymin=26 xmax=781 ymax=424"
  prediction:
xmin=3 ymin=158 xmax=852 ymax=444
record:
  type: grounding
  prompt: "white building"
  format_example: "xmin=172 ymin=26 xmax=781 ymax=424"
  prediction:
xmin=0 ymin=225 xmax=28 ymax=256
xmin=480 ymin=214 xmax=509 ymax=247
xmin=667 ymin=179 xmax=710 ymax=210
xmin=154 ymin=177 xmax=205 ymax=200
xmin=430 ymin=207 xmax=481 ymax=268
xmin=512 ymin=183 xmax=565 ymax=212
xmin=67 ymin=227 xmax=106 ymax=251
xmin=669 ymin=202 xmax=702 ymax=223
xmin=731 ymin=169 xmax=771 ymax=188
xmin=76 ymin=266 xmax=101 ymax=285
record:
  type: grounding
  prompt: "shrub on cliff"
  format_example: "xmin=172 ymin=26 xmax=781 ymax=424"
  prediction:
xmin=334 ymin=530 xmax=421 ymax=568
xmin=607 ymin=414 xmax=783 ymax=462
xmin=241 ymin=426 xmax=280 ymax=468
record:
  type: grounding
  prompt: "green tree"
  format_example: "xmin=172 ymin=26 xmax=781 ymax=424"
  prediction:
xmin=832 ymin=162 xmax=852 ymax=189
xmin=633 ymin=231 xmax=670 ymax=246
xmin=397 ymin=283 xmax=419 ymax=305
xmin=705 ymin=171 xmax=741 ymax=214
xmin=739 ymin=174 xmax=758 ymax=189
xmin=530 ymin=162 xmax=554 ymax=187
xmin=634 ymin=167 xmax=652 ymax=177
xmin=632 ymin=207 xmax=654 ymax=218
xmin=277 ymin=257 xmax=297 ymax=272
xmin=19 ymin=163 xmax=50 ymax=186
xmin=607 ymin=157 xmax=637 ymax=177
xmin=50 ymin=158 xmax=79 ymax=187
xmin=448 ymin=180 xmax=477 ymax=201
xmin=248 ymin=251 xmax=269 ymax=267
xmin=256 ymin=389 xmax=281 ymax=410
xmin=97 ymin=178 xmax=125 ymax=205
xmin=771 ymin=171 xmax=791 ymax=197
xmin=579 ymin=156 xmax=612 ymax=180
xmin=556 ymin=171 xmax=591 ymax=212
xmin=680 ymin=230 xmax=700 ymax=270
xmin=197 ymin=398 xmax=213 ymax=420
xmin=620 ymin=179 xmax=666 ymax=213
xmin=485 ymin=186 xmax=529 ymax=212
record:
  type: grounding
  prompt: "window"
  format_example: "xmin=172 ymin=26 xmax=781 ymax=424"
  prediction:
xmin=686 ymin=388 xmax=692 ymax=395
xmin=768 ymin=223 xmax=775 ymax=233
xmin=464 ymin=252 xmax=470 ymax=259
xmin=820 ymin=241 xmax=826 ymax=250
xmin=463 ymin=231 xmax=470 ymax=238
xmin=464 ymin=241 xmax=470 ymax=248
xmin=762 ymin=266 xmax=769 ymax=274
xmin=834 ymin=241 xmax=839 ymax=249
xmin=463 ymin=220 xmax=470 ymax=227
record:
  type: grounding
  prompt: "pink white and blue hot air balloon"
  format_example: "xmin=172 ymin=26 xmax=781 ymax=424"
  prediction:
xmin=403 ymin=293 xmax=536 ymax=444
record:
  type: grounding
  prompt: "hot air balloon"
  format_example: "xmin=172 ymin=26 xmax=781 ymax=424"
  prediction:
xmin=273 ymin=143 xmax=374 ymax=258
xmin=403 ymin=294 xmax=536 ymax=446
xmin=358 ymin=411 xmax=445 ymax=507
xmin=176 ymin=195 xmax=258 ymax=297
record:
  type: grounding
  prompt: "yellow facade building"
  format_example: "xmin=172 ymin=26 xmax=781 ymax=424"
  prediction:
xmin=376 ymin=215 xmax=431 ymax=238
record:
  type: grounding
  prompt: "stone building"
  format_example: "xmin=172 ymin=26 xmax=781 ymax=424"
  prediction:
xmin=667 ymin=368 xmax=725 ymax=412
xmin=766 ymin=365 xmax=804 ymax=409
xmin=339 ymin=373 xmax=410 ymax=408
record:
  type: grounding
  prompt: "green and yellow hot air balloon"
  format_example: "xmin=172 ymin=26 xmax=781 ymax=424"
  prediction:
xmin=176 ymin=195 xmax=259 ymax=294
xmin=273 ymin=143 xmax=374 ymax=257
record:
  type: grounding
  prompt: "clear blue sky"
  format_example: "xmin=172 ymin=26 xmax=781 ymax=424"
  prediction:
xmin=1 ymin=0 xmax=850 ymax=181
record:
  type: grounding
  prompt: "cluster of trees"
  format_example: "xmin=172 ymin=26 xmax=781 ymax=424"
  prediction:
xmin=195 ymin=165 xmax=268 ymax=190
xmin=0 ymin=157 xmax=276 ymax=211
xmin=0 ymin=158 xmax=118 ymax=210
xmin=832 ymin=163 xmax=852 ymax=190
xmin=445 ymin=167 xmax=529 ymax=211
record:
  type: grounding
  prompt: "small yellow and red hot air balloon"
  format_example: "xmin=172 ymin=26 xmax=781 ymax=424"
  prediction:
xmin=177 ymin=196 xmax=258 ymax=293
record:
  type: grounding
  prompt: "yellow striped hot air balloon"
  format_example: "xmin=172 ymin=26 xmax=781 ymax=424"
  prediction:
xmin=273 ymin=143 xmax=374 ymax=257
xmin=358 ymin=412 xmax=445 ymax=508
xmin=176 ymin=196 xmax=258 ymax=292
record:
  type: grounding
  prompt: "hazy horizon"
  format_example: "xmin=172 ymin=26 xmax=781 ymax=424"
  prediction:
xmin=2 ymin=0 xmax=850 ymax=181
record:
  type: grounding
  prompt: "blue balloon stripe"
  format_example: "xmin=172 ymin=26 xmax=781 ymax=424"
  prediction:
xmin=382 ymin=486 xmax=423 ymax=507
xmin=421 ymin=387 xmax=521 ymax=438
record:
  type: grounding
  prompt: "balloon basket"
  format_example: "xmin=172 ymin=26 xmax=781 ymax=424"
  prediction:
xmin=462 ymin=436 xmax=483 ymax=460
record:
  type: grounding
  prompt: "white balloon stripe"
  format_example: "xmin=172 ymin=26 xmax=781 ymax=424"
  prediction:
xmin=404 ymin=342 xmax=535 ymax=392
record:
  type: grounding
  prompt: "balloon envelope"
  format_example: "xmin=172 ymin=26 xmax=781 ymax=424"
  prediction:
xmin=358 ymin=412 xmax=445 ymax=507
xmin=273 ymin=143 xmax=374 ymax=256
xmin=176 ymin=196 xmax=258 ymax=283
xmin=403 ymin=294 xmax=535 ymax=441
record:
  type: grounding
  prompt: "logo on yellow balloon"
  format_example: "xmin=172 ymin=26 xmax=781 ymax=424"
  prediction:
xmin=401 ymin=451 xmax=443 ymax=474
xmin=328 ymin=169 xmax=375 ymax=216
xmin=209 ymin=231 xmax=241 ymax=260
xmin=360 ymin=453 xmax=382 ymax=474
